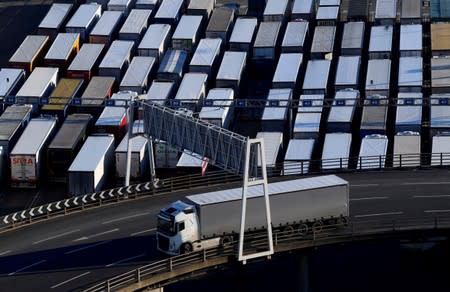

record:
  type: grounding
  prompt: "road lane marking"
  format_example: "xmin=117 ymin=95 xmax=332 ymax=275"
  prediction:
xmin=8 ymin=259 xmax=47 ymax=275
xmin=72 ymin=229 xmax=119 ymax=242
xmin=402 ymin=182 xmax=450 ymax=186
xmin=424 ymin=209 xmax=450 ymax=213
xmin=32 ymin=229 xmax=81 ymax=245
xmin=105 ymin=253 xmax=146 ymax=267
xmin=350 ymin=196 xmax=389 ymax=201
xmin=102 ymin=212 xmax=150 ymax=224
xmin=50 ymin=272 xmax=91 ymax=289
xmin=354 ymin=211 xmax=403 ymax=218
xmin=413 ymin=195 xmax=450 ymax=199
xmin=130 ymin=228 xmax=156 ymax=237
xmin=0 ymin=250 xmax=11 ymax=256
xmin=65 ymin=240 xmax=112 ymax=255
xmin=350 ymin=184 xmax=380 ymax=187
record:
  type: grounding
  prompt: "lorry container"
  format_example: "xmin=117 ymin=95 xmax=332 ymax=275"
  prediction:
xmin=375 ymin=0 xmax=396 ymax=24
xmin=8 ymin=35 xmax=50 ymax=74
xmin=47 ymin=113 xmax=92 ymax=182
xmin=157 ymin=174 xmax=349 ymax=255
xmin=357 ymin=134 xmax=389 ymax=169
xmin=98 ymin=40 xmax=134 ymax=83
xmin=431 ymin=57 xmax=450 ymax=94
xmin=0 ymin=69 xmax=26 ymax=107
xmin=291 ymin=0 xmax=314 ymax=20
xmin=281 ymin=21 xmax=308 ymax=54
xmin=316 ymin=6 xmax=339 ymax=26
xmin=229 ymin=17 xmax=258 ymax=53
xmin=293 ymin=112 xmax=322 ymax=140
xmin=173 ymin=73 xmax=208 ymax=112
xmin=187 ymin=0 xmax=214 ymax=20
xmin=310 ymin=26 xmax=335 ymax=59
xmin=65 ymin=3 xmax=101 ymax=42
xmin=261 ymin=88 xmax=292 ymax=132
xmin=341 ymin=21 xmax=364 ymax=56
xmin=393 ymin=131 xmax=421 ymax=167
xmin=347 ymin=0 xmax=369 ymax=21
xmin=283 ymin=138 xmax=314 ymax=175
xmin=431 ymin=134 xmax=450 ymax=166
xmin=119 ymin=9 xmax=153 ymax=46
xmin=157 ymin=49 xmax=189 ymax=84
xmin=108 ymin=0 xmax=134 ymax=16
xmin=256 ymin=131 xmax=283 ymax=175
xmin=10 ymin=117 xmax=57 ymax=188
xmin=15 ymin=67 xmax=58 ymax=112
xmin=67 ymin=43 xmax=105 ymax=82
xmin=189 ymin=38 xmax=222 ymax=79
xmin=115 ymin=135 xmax=149 ymax=179
xmin=298 ymin=94 xmax=325 ymax=113
xmin=37 ymin=3 xmax=73 ymax=41
xmin=78 ymin=76 xmax=115 ymax=117
xmin=138 ymin=24 xmax=172 ymax=63
xmin=430 ymin=94 xmax=450 ymax=136
xmin=431 ymin=0 xmax=450 ymax=21
xmin=44 ymin=33 xmax=80 ymax=73
xmin=252 ymin=22 xmax=282 ymax=72
xmin=120 ymin=56 xmax=156 ymax=94
xmin=431 ymin=23 xmax=450 ymax=56
xmin=216 ymin=51 xmax=247 ymax=93
xmin=335 ymin=56 xmax=360 ymax=90
xmin=395 ymin=92 xmax=422 ymax=133
xmin=302 ymin=59 xmax=331 ymax=95
xmin=365 ymin=59 xmax=391 ymax=96
xmin=319 ymin=0 xmax=340 ymax=6
xmin=263 ymin=0 xmax=289 ymax=22
xmin=398 ymin=57 xmax=423 ymax=92
xmin=321 ymin=133 xmax=352 ymax=170
xmin=142 ymin=80 xmax=175 ymax=105
xmin=401 ymin=0 xmax=422 ymax=23
xmin=400 ymin=24 xmax=422 ymax=57
xmin=89 ymin=11 xmax=123 ymax=47
xmin=198 ymin=88 xmax=234 ymax=128
xmin=176 ymin=151 xmax=203 ymax=173
xmin=272 ymin=53 xmax=302 ymax=90
xmin=360 ymin=95 xmax=389 ymax=138
xmin=94 ymin=105 xmax=128 ymax=142
xmin=368 ymin=25 xmax=393 ymax=59
xmin=154 ymin=140 xmax=180 ymax=169
xmin=41 ymin=78 xmax=84 ymax=121
xmin=154 ymin=0 xmax=184 ymax=26
xmin=172 ymin=15 xmax=203 ymax=53
xmin=0 ymin=104 xmax=32 ymax=124
xmin=327 ymin=89 xmax=359 ymax=133
xmin=205 ymin=7 xmax=235 ymax=46
xmin=67 ymin=134 xmax=115 ymax=195
xmin=136 ymin=0 xmax=159 ymax=10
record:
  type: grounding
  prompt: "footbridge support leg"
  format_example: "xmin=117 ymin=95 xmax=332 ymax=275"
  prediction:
xmin=298 ymin=254 xmax=310 ymax=292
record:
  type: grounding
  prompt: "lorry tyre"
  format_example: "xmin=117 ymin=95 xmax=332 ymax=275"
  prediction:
xmin=220 ymin=236 xmax=233 ymax=246
xmin=298 ymin=224 xmax=308 ymax=236
xmin=283 ymin=225 xmax=294 ymax=236
xmin=312 ymin=221 xmax=323 ymax=233
xmin=180 ymin=243 xmax=193 ymax=254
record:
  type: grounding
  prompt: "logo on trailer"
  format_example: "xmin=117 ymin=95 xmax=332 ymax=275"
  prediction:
xmin=12 ymin=157 xmax=33 ymax=165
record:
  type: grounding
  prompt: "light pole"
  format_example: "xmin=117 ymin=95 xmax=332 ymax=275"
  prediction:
xmin=125 ymin=96 xmax=135 ymax=187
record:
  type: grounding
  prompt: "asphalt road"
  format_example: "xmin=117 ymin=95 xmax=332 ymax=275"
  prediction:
xmin=1 ymin=170 xmax=450 ymax=291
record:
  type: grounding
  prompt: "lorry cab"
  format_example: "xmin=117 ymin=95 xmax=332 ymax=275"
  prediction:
xmin=157 ymin=200 xmax=200 ymax=255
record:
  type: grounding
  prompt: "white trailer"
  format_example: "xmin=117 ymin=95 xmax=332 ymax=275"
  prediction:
xmin=173 ymin=73 xmax=208 ymax=112
xmin=229 ymin=17 xmax=258 ymax=53
xmin=322 ymin=133 xmax=352 ymax=170
xmin=189 ymin=38 xmax=222 ymax=78
xmin=0 ymin=68 xmax=25 ymax=101
xmin=136 ymin=0 xmax=159 ymax=9
xmin=261 ymin=88 xmax=292 ymax=132
xmin=283 ymin=139 xmax=314 ymax=175
xmin=176 ymin=150 xmax=203 ymax=170
xmin=368 ymin=25 xmax=393 ymax=59
xmin=67 ymin=43 xmax=105 ymax=82
xmin=400 ymin=24 xmax=422 ymax=57
xmin=198 ymin=88 xmax=234 ymax=128
xmin=68 ymin=134 xmax=115 ymax=195
xmin=395 ymin=92 xmax=422 ymax=133
xmin=154 ymin=140 xmax=179 ymax=169
xmin=9 ymin=35 xmax=50 ymax=74
xmin=293 ymin=112 xmax=322 ymax=140
xmin=154 ymin=0 xmax=184 ymax=26
xmin=316 ymin=6 xmax=339 ymax=26
xmin=311 ymin=26 xmax=335 ymax=59
xmin=216 ymin=51 xmax=247 ymax=92
xmin=263 ymin=0 xmax=289 ymax=22
xmin=89 ymin=11 xmax=123 ymax=47
xmin=298 ymin=94 xmax=325 ymax=113
xmin=358 ymin=134 xmax=389 ymax=169
xmin=292 ymin=0 xmax=314 ymax=20
xmin=172 ymin=15 xmax=203 ymax=53
xmin=366 ymin=59 xmax=391 ymax=96
xmin=256 ymin=131 xmax=283 ymax=175
xmin=65 ymin=3 xmax=101 ymax=42
xmin=272 ymin=53 xmax=302 ymax=90
xmin=10 ymin=117 xmax=57 ymax=188
xmin=430 ymin=94 xmax=450 ymax=136
xmin=143 ymin=80 xmax=175 ymax=105
xmin=38 ymin=3 xmax=73 ymax=40
xmin=138 ymin=24 xmax=171 ymax=63
xmin=281 ymin=21 xmax=308 ymax=53
xmin=375 ymin=0 xmax=396 ymax=24
xmin=157 ymin=49 xmax=189 ymax=84
xmin=393 ymin=131 xmax=421 ymax=167
xmin=253 ymin=21 xmax=282 ymax=70
xmin=120 ymin=56 xmax=156 ymax=94
xmin=327 ymin=89 xmax=359 ymax=133
xmin=302 ymin=60 xmax=331 ymax=95
xmin=187 ymin=0 xmax=214 ymax=20
xmin=98 ymin=40 xmax=134 ymax=83
xmin=108 ymin=0 xmax=134 ymax=16
xmin=335 ymin=56 xmax=360 ymax=90
xmin=431 ymin=134 xmax=450 ymax=166
xmin=398 ymin=57 xmax=423 ymax=92
xmin=205 ymin=7 xmax=235 ymax=45
xmin=119 ymin=9 xmax=153 ymax=46
xmin=341 ymin=21 xmax=364 ymax=56
xmin=115 ymin=135 xmax=149 ymax=179
xmin=43 ymin=33 xmax=80 ymax=71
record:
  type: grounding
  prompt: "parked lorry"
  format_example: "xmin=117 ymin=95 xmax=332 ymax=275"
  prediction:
xmin=9 ymin=35 xmax=50 ymax=74
xmin=157 ymin=175 xmax=349 ymax=255
xmin=37 ymin=3 xmax=73 ymax=41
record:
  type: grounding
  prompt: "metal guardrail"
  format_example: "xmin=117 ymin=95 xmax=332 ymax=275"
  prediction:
xmin=83 ymin=216 xmax=450 ymax=292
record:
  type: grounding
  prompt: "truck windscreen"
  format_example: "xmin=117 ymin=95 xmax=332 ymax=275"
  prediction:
xmin=157 ymin=215 xmax=175 ymax=236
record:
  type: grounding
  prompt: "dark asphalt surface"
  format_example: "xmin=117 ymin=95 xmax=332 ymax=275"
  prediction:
xmin=0 ymin=170 xmax=450 ymax=291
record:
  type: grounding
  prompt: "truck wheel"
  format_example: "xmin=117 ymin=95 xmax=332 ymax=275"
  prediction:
xmin=312 ymin=221 xmax=323 ymax=233
xmin=180 ymin=243 xmax=193 ymax=254
xmin=283 ymin=226 xmax=294 ymax=236
xmin=220 ymin=236 xmax=233 ymax=247
xmin=298 ymin=224 xmax=308 ymax=236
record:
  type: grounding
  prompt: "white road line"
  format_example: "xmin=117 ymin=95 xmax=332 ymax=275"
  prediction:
xmin=105 ymin=253 xmax=146 ymax=267
xmin=102 ymin=213 xmax=150 ymax=225
xmin=130 ymin=228 xmax=156 ymax=237
xmin=413 ymin=195 xmax=450 ymax=199
xmin=50 ymin=272 xmax=91 ymax=289
xmin=32 ymin=229 xmax=81 ymax=245
xmin=8 ymin=259 xmax=47 ymax=276
xmin=350 ymin=196 xmax=389 ymax=201
xmin=73 ymin=229 xmax=119 ymax=242
xmin=424 ymin=209 xmax=450 ymax=213
xmin=0 ymin=250 xmax=11 ymax=256
xmin=350 ymin=184 xmax=380 ymax=187
xmin=65 ymin=240 xmax=112 ymax=255
xmin=354 ymin=211 xmax=403 ymax=218
xmin=402 ymin=182 xmax=450 ymax=186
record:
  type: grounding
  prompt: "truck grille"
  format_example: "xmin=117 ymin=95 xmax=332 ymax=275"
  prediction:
xmin=158 ymin=234 xmax=169 ymax=251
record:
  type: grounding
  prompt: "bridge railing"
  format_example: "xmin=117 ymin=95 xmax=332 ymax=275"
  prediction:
xmin=83 ymin=216 xmax=450 ymax=292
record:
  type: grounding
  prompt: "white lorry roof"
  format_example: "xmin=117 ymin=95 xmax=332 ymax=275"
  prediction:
xmin=398 ymin=57 xmax=423 ymax=87
xmin=120 ymin=9 xmax=152 ymax=34
xmin=190 ymin=38 xmax=222 ymax=67
xmin=45 ymin=33 xmax=79 ymax=60
xmin=139 ymin=24 xmax=171 ymax=50
xmin=282 ymin=21 xmax=308 ymax=48
xmin=284 ymin=139 xmax=314 ymax=161
xmin=99 ymin=40 xmax=134 ymax=68
xmin=9 ymin=35 xmax=49 ymax=63
xmin=216 ymin=51 xmax=247 ymax=80
xmin=69 ymin=135 xmax=115 ymax=172
xmin=262 ymin=88 xmax=292 ymax=120
xmin=303 ymin=60 xmax=331 ymax=90
xmin=120 ymin=56 xmax=155 ymax=87
xmin=155 ymin=0 xmax=184 ymax=19
xmin=16 ymin=67 xmax=58 ymax=97
xmin=90 ymin=11 xmax=123 ymax=36
xmin=273 ymin=53 xmax=303 ymax=83
xmin=11 ymin=117 xmax=56 ymax=155
xmin=198 ymin=88 xmax=233 ymax=120
xmin=39 ymin=3 xmax=73 ymax=29
xmin=0 ymin=68 xmax=24 ymax=97
xmin=66 ymin=3 xmax=101 ymax=29
xmin=172 ymin=15 xmax=202 ymax=40
xmin=230 ymin=17 xmax=258 ymax=44
xmin=335 ymin=56 xmax=360 ymax=86
xmin=328 ymin=90 xmax=358 ymax=123
xmin=174 ymin=73 xmax=207 ymax=101
xmin=400 ymin=24 xmax=422 ymax=51
xmin=369 ymin=25 xmax=393 ymax=52
xmin=366 ymin=59 xmax=391 ymax=91
xmin=68 ymin=43 xmax=104 ymax=71
xmin=144 ymin=80 xmax=174 ymax=104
